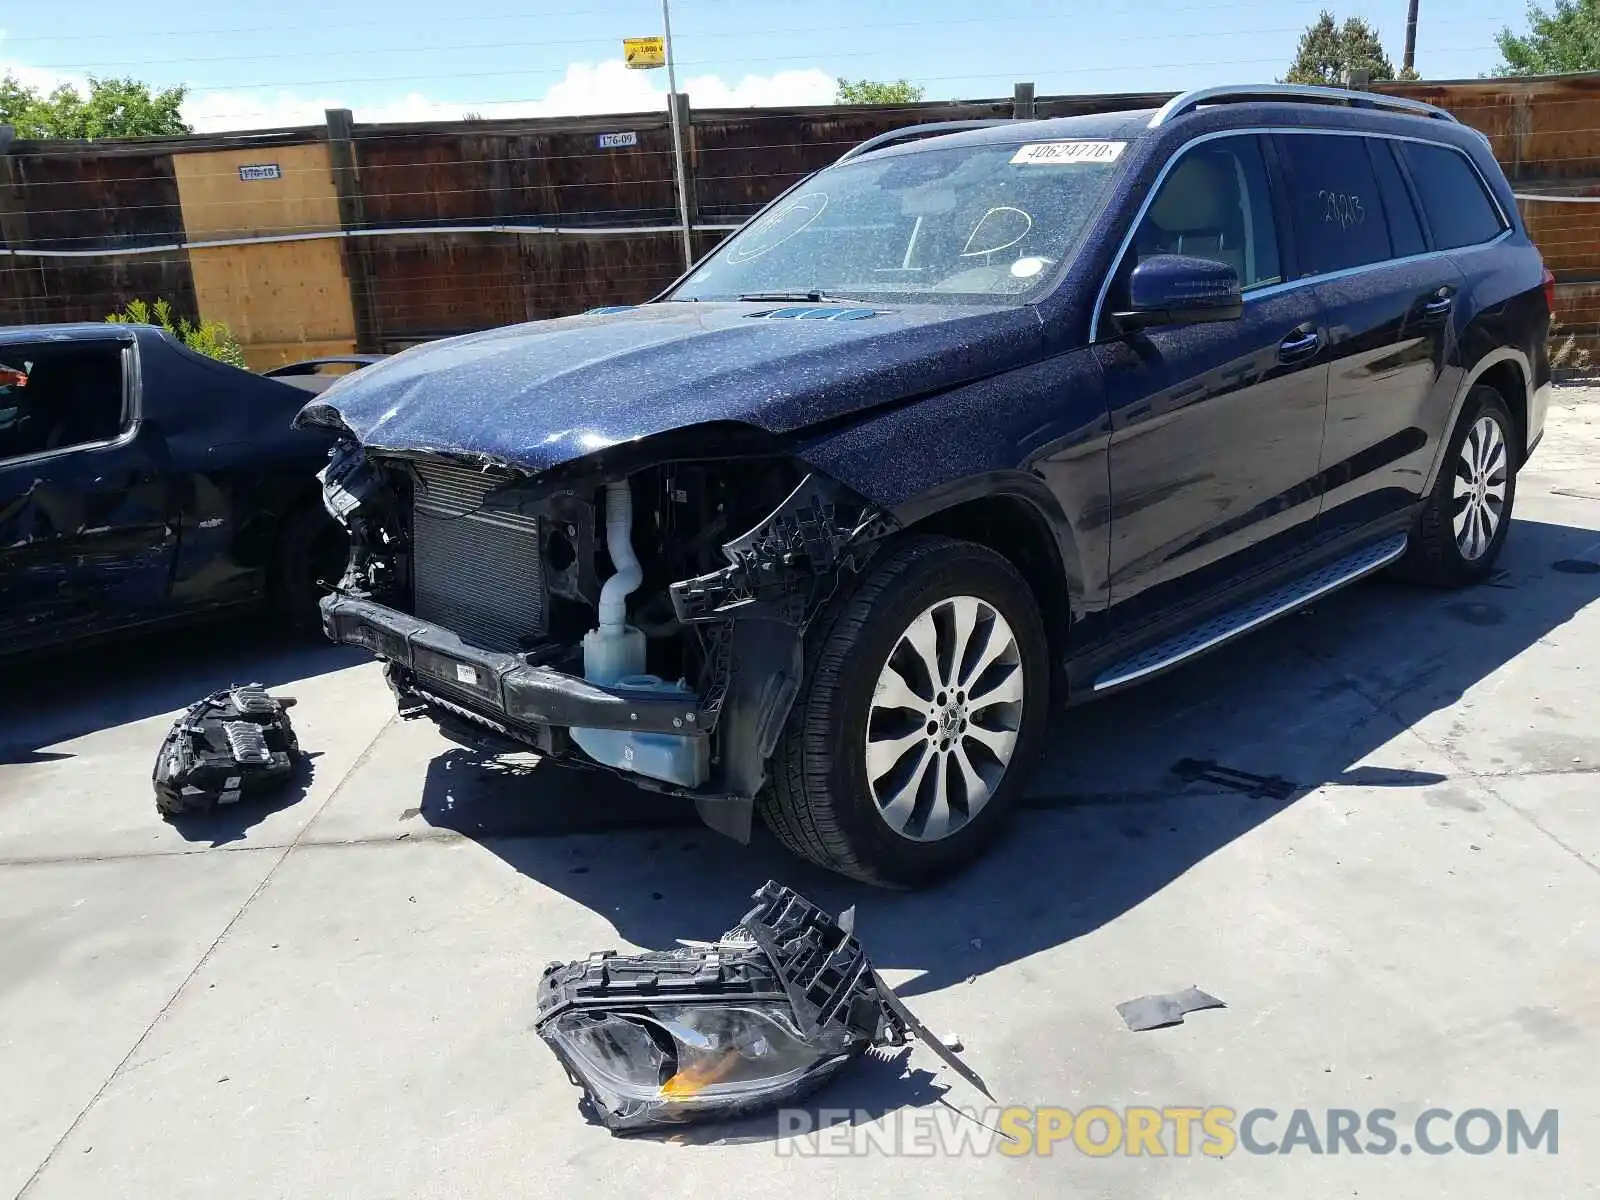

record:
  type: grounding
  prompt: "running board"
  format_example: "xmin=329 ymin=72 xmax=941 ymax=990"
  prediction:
xmin=1092 ymin=532 xmax=1409 ymax=692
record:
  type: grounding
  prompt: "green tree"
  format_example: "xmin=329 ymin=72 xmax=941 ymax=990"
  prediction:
xmin=836 ymin=78 xmax=926 ymax=104
xmin=1283 ymin=10 xmax=1404 ymax=85
xmin=1495 ymin=0 xmax=1600 ymax=75
xmin=107 ymin=299 xmax=247 ymax=370
xmin=0 ymin=73 xmax=190 ymax=139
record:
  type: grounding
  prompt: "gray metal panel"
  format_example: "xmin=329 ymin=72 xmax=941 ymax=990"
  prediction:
xmin=409 ymin=459 xmax=545 ymax=655
xmin=1094 ymin=533 xmax=1409 ymax=691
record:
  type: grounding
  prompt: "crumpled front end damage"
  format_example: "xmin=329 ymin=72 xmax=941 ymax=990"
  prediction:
xmin=310 ymin=421 xmax=898 ymax=839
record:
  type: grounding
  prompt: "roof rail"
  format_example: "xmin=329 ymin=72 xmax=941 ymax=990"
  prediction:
xmin=835 ymin=120 xmax=1019 ymax=164
xmin=1148 ymin=83 xmax=1458 ymax=128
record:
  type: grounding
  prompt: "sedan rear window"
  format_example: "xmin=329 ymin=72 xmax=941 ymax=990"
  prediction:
xmin=670 ymin=140 xmax=1129 ymax=305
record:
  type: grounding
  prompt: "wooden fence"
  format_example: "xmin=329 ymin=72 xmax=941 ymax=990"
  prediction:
xmin=3 ymin=76 xmax=1600 ymax=368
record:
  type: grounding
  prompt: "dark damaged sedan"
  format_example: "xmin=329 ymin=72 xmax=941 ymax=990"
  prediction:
xmin=302 ymin=85 xmax=1552 ymax=885
xmin=0 ymin=323 xmax=370 ymax=657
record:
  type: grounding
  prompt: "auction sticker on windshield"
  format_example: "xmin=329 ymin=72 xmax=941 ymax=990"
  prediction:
xmin=1010 ymin=141 xmax=1127 ymax=165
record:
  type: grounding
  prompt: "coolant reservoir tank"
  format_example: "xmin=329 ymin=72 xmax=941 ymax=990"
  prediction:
xmin=570 ymin=675 xmax=709 ymax=789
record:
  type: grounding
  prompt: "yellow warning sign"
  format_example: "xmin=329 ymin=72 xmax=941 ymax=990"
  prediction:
xmin=623 ymin=36 xmax=666 ymax=69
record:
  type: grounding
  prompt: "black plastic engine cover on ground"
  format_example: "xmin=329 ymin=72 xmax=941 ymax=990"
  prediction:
xmin=152 ymin=685 xmax=301 ymax=816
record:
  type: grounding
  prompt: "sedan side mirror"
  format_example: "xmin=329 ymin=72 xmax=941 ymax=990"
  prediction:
xmin=1113 ymin=254 xmax=1243 ymax=329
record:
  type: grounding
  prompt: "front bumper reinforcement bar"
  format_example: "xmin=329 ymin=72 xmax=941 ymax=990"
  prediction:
xmin=320 ymin=594 xmax=706 ymax=736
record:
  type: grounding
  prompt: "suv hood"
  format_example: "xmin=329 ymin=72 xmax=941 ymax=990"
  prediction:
xmin=299 ymin=301 xmax=1042 ymax=473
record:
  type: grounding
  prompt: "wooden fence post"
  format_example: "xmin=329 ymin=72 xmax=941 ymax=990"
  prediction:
xmin=671 ymin=91 xmax=701 ymax=263
xmin=0 ymin=125 xmax=44 ymax=325
xmin=325 ymin=108 xmax=381 ymax=352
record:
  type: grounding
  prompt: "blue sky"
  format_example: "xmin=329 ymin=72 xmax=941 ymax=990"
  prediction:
xmin=3 ymin=0 xmax=1522 ymax=131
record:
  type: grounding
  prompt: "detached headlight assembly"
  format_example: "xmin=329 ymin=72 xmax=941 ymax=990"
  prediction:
xmin=534 ymin=881 xmax=988 ymax=1134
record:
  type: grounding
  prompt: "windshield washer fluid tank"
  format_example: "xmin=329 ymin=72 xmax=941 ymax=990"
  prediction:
xmin=570 ymin=675 xmax=709 ymax=789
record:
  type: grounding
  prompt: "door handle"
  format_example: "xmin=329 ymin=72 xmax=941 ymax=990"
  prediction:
xmin=1422 ymin=286 xmax=1456 ymax=317
xmin=1279 ymin=327 xmax=1321 ymax=363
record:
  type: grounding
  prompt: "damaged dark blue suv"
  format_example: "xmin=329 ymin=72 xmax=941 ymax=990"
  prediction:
xmin=302 ymin=84 xmax=1553 ymax=886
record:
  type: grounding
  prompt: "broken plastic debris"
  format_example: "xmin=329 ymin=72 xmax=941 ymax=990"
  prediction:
xmin=533 ymin=880 xmax=992 ymax=1134
xmin=152 ymin=685 xmax=301 ymax=816
xmin=1117 ymin=986 xmax=1227 ymax=1032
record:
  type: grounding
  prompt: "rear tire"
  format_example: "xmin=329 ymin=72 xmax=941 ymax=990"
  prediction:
xmin=1395 ymin=384 xmax=1518 ymax=587
xmin=759 ymin=535 xmax=1050 ymax=888
xmin=273 ymin=501 xmax=346 ymax=630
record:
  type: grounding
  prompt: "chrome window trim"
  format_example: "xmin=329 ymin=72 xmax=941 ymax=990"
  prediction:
xmin=1244 ymin=229 xmax=1514 ymax=302
xmin=1088 ymin=126 xmax=1514 ymax=343
xmin=0 ymin=338 xmax=142 ymax=470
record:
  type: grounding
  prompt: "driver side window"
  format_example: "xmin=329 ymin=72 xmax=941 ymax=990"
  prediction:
xmin=1126 ymin=135 xmax=1282 ymax=294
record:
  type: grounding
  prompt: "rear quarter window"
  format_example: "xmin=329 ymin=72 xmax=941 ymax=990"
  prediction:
xmin=1277 ymin=133 xmax=1393 ymax=275
xmin=1396 ymin=141 xmax=1507 ymax=250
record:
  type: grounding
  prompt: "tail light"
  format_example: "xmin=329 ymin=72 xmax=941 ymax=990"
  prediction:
xmin=1542 ymin=266 xmax=1557 ymax=317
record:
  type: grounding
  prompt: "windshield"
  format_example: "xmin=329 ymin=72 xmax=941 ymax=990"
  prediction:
xmin=669 ymin=138 xmax=1130 ymax=305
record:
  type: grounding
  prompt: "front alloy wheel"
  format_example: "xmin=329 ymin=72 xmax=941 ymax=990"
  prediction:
xmin=865 ymin=595 xmax=1024 ymax=843
xmin=761 ymin=534 xmax=1049 ymax=887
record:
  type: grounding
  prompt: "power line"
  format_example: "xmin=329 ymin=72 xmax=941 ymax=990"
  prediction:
xmin=142 ymin=44 xmax=1503 ymax=100
xmin=0 ymin=0 xmax=1343 ymax=41
xmin=23 ymin=19 xmax=1319 ymax=71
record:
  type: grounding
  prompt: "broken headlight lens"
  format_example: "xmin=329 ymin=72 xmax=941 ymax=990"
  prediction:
xmin=542 ymin=1003 xmax=857 ymax=1129
xmin=536 ymin=881 xmax=990 ymax=1134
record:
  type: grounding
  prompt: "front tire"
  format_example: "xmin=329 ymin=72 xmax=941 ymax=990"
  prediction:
xmin=759 ymin=535 xmax=1050 ymax=887
xmin=1397 ymin=384 xmax=1518 ymax=587
xmin=273 ymin=502 xmax=347 ymax=630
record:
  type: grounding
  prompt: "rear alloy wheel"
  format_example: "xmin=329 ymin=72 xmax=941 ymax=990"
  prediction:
xmin=1453 ymin=414 xmax=1510 ymax=562
xmin=760 ymin=535 xmax=1049 ymax=887
xmin=1395 ymin=384 xmax=1518 ymax=587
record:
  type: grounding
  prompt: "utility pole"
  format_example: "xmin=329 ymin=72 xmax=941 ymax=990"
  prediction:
xmin=662 ymin=0 xmax=694 ymax=271
xmin=1403 ymin=0 xmax=1420 ymax=76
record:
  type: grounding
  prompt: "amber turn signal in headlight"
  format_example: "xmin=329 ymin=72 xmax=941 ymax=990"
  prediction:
xmin=533 ymin=882 xmax=990 ymax=1134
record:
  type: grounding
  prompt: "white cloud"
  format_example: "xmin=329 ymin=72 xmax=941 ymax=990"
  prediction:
xmin=2 ymin=46 xmax=837 ymax=133
xmin=181 ymin=59 xmax=838 ymax=132
xmin=1 ymin=57 xmax=89 ymax=98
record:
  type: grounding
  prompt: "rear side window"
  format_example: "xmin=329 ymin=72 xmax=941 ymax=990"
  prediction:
xmin=1278 ymin=133 xmax=1392 ymax=275
xmin=1368 ymin=139 xmax=1427 ymax=258
xmin=1397 ymin=141 xmax=1507 ymax=250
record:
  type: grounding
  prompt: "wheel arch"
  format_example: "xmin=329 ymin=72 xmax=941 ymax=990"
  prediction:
xmin=1425 ymin=346 xmax=1531 ymax=494
xmin=893 ymin=475 xmax=1081 ymax=670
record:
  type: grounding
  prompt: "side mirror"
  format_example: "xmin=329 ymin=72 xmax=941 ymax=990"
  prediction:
xmin=1113 ymin=254 xmax=1243 ymax=329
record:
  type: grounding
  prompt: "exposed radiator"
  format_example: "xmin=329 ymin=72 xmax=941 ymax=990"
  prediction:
xmin=408 ymin=458 xmax=545 ymax=655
